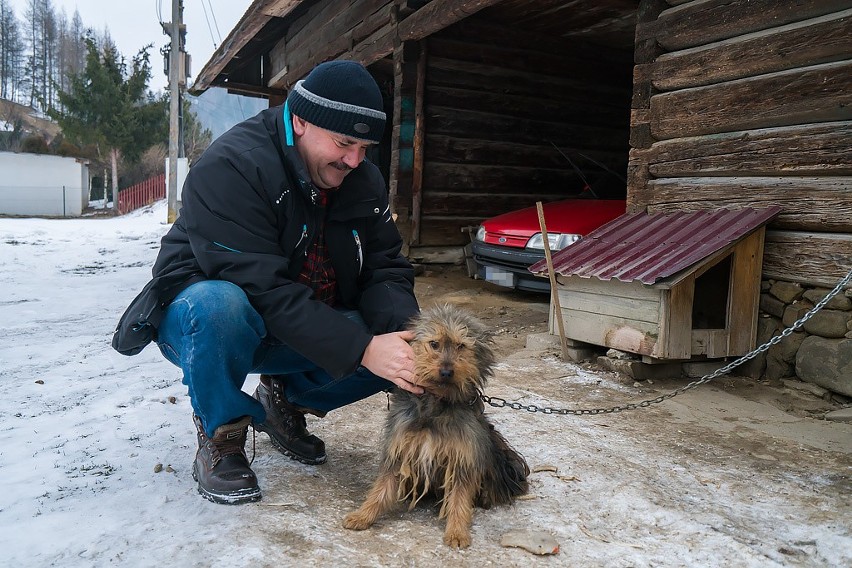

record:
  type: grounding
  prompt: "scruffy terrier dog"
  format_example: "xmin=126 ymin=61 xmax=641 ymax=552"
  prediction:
xmin=343 ymin=304 xmax=529 ymax=548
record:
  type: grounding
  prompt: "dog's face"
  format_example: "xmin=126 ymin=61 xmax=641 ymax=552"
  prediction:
xmin=409 ymin=305 xmax=494 ymax=403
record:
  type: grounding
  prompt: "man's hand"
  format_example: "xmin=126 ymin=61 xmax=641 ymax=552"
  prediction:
xmin=361 ymin=331 xmax=424 ymax=395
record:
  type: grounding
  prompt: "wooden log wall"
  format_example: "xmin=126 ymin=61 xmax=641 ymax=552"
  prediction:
xmin=630 ymin=0 xmax=852 ymax=287
xmin=417 ymin=18 xmax=633 ymax=246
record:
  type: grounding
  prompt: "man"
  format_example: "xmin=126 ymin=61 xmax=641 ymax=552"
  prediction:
xmin=112 ymin=61 xmax=421 ymax=505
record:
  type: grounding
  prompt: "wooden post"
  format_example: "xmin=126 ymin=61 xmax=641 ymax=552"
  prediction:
xmin=537 ymin=201 xmax=569 ymax=361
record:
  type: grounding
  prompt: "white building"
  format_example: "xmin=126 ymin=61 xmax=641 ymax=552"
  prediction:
xmin=0 ymin=152 xmax=89 ymax=217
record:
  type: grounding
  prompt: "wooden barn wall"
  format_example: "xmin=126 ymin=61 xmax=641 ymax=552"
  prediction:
xmin=417 ymin=18 xmax=633 ymax=247
xmin=630 ymin=0 xmax=852 ymax=288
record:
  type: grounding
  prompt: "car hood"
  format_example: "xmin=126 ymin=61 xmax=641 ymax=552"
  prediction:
xmin=481 ymin=199 xmax=626 ymax=243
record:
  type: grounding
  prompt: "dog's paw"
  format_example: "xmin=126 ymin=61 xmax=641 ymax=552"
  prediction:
xmin=443 ymin=529 xmax=472 ymax=549
xmin=343 ymin=511 xmax=374 ymax=531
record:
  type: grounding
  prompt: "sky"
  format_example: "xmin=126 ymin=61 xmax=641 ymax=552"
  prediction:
xmin=0 ymin=197 xmax=850 ymax=565
xmin=8 ymin=0 xmax=252 ymax=93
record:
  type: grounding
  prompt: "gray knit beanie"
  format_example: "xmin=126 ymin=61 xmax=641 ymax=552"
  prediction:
xmin=287 ymin=60 xmax=386 ymax=144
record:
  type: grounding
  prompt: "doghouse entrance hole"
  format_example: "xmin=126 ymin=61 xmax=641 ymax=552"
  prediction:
xmin=692 ymin=255 xmax=731 ymax=329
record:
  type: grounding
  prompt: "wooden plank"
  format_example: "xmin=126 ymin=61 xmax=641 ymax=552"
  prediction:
xmin=420 ymin=191 xmax=569 ymax=217
xmin=763 ymin=230 xmax=852 ymax=289
xmin=427 ymin=57 xmax=631 ymax=102
xmin=555 ymin=288 xmax=661 ymax=323
xmin=277 ymin=5 xmax=395 ymax=88
xmin=426 ymin=135 xmax=628 ymax=172
xmin=639 ymin=0 xmax=852 ymax=51
xmin=728 ymin=230 xmax=765 ymax=355
xmin=389 ymin=39 xmax=419 ymax=236
xmin=640 ymin=121 xmax=852 ymax=178
xmin=426 ymin=84 xmax=630 ymax=127
xmin=691 ymin=330 xmax=729 ymax=358
xmin=660 ymin=277 xmax=693 ymax=359
xmin=638 ymin=177 xmax=852 ymax=232
xmin=626 ymin=149 xmax=651 ymax=212
xmin=426 ymin=35 xmax=630 ymax=85
xmin=555 ymin=305 xmax=661 ymax=357
xmin=422 ymin=162 xmax=585 ymax=194
xmin=426 ymin=105 xmax=630 ymax=149
xmin=434 ymin=16 xmax=634 ymax=68
xmin=556 ymin=274 xmax=663 ymax=302
xmin=652 ymin=9 xmax=852 ymax=91
xmin=396 ymin=0 xmax=506 ymax=44
xmin=412 ymin=40 xmax=426 ymax=244
xmin=650 ymin=60 xmax=852 ymax=140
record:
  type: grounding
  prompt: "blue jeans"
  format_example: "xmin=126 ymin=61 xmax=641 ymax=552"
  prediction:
xmin=156 ymin=280 xmax=389 ymax=435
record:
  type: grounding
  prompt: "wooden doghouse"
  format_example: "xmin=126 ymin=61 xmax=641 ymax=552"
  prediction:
xmin=531 ymin=207 xmax=782 ymax=361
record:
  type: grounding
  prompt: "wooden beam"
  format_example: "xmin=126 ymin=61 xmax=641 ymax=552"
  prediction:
xmin=763 ymin=230 xmax=852 ymax=288
xmin=411 ymin=40 xmax=426 ymax=244
xmin=728 ymin=230 xmax=765 ymax=354
xmin=652 ymin=9 xmax=852 ymax=91
xmin=639 ymin=176 xmax=852 ymax=232
xmin=649 ymin=60 xmax=852 ymax=140
xmin=641 ymin=121 xmax=852 ymax=178
xmin=639 ymin=0 xmax=852 ymax=52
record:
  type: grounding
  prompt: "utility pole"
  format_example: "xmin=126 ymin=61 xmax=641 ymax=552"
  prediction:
xmin=165 ymin=0 xmax=184 ymax=223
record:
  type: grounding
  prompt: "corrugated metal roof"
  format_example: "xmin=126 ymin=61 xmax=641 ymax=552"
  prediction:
xmin=530 ymin=206 xmax=783 ymax=285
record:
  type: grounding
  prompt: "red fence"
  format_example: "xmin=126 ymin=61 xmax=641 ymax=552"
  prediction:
xmin=117 ymin=173 xmax=166 ymax=214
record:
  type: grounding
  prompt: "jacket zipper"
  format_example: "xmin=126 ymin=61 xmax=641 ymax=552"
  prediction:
xmin=353 ymin=229 xmax=363 ymax=273
xmin=295 ymin=224 xmax=308 ymax=255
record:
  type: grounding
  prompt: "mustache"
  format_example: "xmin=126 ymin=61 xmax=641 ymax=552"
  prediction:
xmin=331 ymin=161 xmax=353 ymax=171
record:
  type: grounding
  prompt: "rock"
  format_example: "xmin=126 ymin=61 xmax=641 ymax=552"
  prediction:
xmin=595 ymin=356 xmax=681 ymax=381
xmin=760 ymin=293 xmax=786 ymax=318
xmin=768 ymin=332 xmax=806 ymax=364
xmin=765 ymin=356 xmax=794 ymax=381
xmin=500 ymin=530 xmax=560 ymax=555
xmin=795 ymin=337 xmax=852 ymax=397
xmin=782 ymin=303 xmax=812 ymax=327
xmin=803 ymin=288 xmax=852 ymax=311
xmin=781 ymin=378 xmax=829 ymax=398
xmin=742 ymin=316 xmax=782 ymax=378
xmin=770 ymin=281 xmax=804 ymax=303
xmin=824 ymin=407 xmax=852 ymax=422
xmin=802 ymin=310 xmax=850 ymax=338
xmin=764 ymin=330 xmax=803 ymax=380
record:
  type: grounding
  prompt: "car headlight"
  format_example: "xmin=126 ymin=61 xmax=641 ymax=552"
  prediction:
xmin=526 ymin=233 xmax=581 ymax=251
xmin=475 ymin=226 xmax=487 ymax=241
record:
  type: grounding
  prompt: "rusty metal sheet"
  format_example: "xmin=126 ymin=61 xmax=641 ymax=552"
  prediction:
xmin=530 ymin=206 xmax=783 ymax=284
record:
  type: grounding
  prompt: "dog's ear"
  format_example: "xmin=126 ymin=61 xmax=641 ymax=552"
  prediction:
xmin=462 ymin=311 xmax=496 ymax=381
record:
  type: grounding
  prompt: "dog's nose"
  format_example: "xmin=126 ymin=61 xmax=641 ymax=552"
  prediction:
xmin=439 ymin=367 xmax=454 ymax=380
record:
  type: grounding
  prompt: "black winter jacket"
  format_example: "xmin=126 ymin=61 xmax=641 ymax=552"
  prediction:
xmin=112 ymin=105 xmax=419 ymax=379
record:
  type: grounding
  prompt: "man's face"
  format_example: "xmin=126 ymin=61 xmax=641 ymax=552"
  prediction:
xmin=292 ymin=115 xmax=374 ymax=189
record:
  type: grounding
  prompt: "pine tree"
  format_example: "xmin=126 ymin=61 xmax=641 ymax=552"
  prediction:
xmin=50 ymin=38 xmax=167 ymax=209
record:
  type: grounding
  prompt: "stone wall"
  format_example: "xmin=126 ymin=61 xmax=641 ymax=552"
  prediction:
xmin=753 ymin=279 xmax=852 ymax=401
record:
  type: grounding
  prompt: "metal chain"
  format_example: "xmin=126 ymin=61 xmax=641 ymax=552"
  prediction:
xmin=482 ymin=266 xmax=852 ymax=416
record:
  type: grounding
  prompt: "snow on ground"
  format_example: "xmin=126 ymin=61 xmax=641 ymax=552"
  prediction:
xmin=0 ymin=201 xmax=849 ymax=567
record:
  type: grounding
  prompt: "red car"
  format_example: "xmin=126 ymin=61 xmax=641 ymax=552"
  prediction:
xmin=471 ymin=199 xmax=626 ymax=292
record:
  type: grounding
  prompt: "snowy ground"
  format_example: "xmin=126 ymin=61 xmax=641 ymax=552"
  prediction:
xmin=1 ymin=201 xmax=850 ymax=567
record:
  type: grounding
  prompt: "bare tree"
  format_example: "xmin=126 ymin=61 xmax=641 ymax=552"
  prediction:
xmin=0 ymin=0 xmax=25 ymax=101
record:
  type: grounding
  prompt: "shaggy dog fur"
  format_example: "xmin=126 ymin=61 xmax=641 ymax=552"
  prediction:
xmin=343 ymin=304 xmax=529 ymax=548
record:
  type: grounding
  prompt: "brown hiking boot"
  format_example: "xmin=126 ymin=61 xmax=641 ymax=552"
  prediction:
xmin=253 ymin=374 xmax=327 ymax=465
xmin=192 ymin=415 xmax=261 ymax=505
